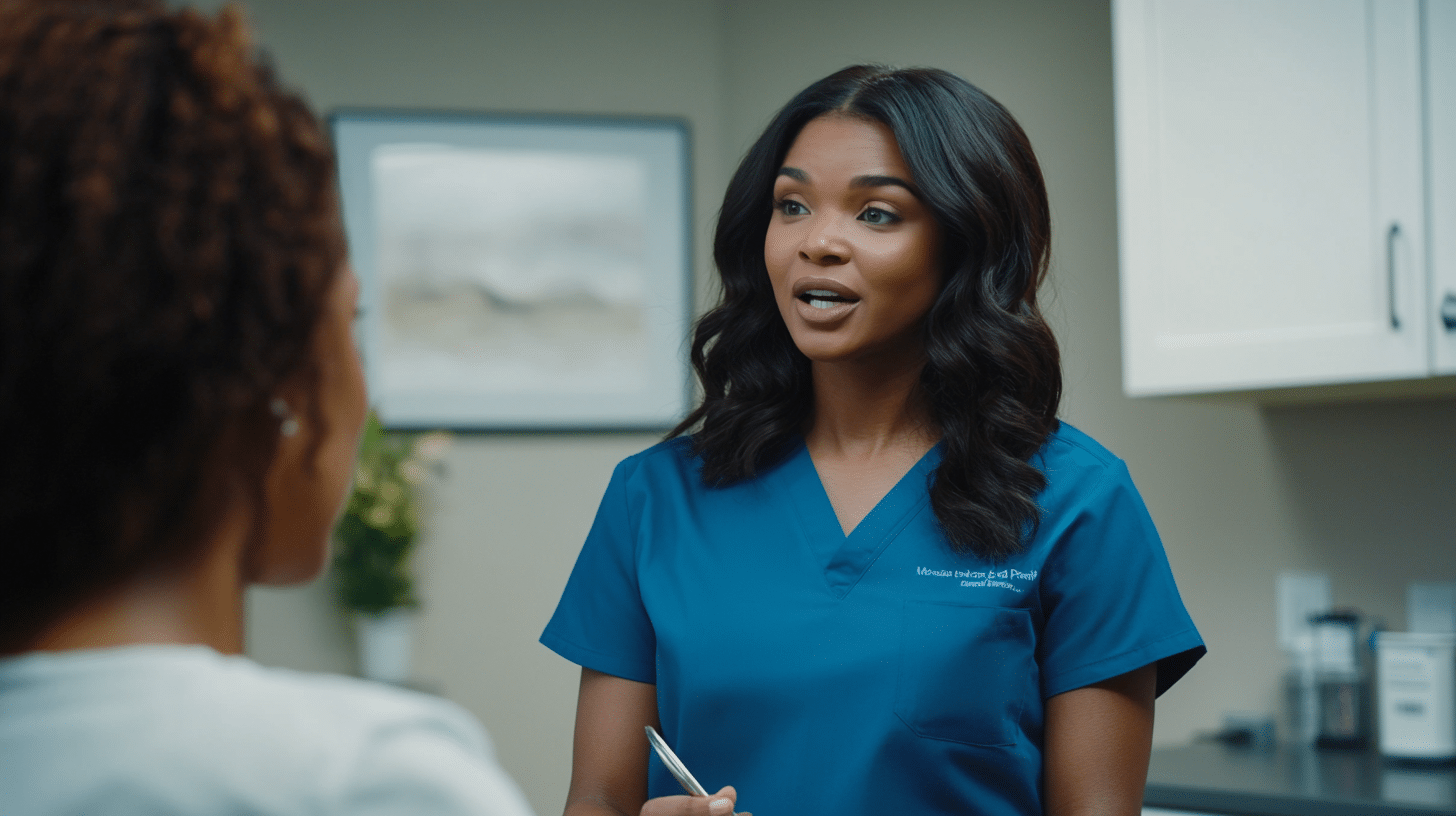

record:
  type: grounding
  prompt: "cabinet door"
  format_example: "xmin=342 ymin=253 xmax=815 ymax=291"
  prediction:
xmin=1430 ymin=0 xmax=1456 ymax=374
xmin=1114 ymin=0 xmax=1428 ymax=396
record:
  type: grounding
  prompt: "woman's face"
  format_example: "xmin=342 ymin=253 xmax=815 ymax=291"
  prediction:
xmin=765 ymin=114 xmax=942 ymax=368
xmin=254 ymin=265 xmax=368 ymax=585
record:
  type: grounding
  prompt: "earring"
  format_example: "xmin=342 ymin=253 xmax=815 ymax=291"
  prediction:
xmin=270 ymin=397 xmax=300 ymax=437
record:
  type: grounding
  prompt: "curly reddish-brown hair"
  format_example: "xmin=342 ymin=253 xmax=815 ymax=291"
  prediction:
xmin=0 ymin=0 xmax=345 ymax=650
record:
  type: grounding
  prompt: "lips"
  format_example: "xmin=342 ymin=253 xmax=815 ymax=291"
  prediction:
xmin=790 ymin=277 xmax=860 ymax=323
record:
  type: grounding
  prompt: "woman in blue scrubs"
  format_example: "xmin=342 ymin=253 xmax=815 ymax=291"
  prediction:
xmin=542 ymin=65 xmax=1204 ymax=816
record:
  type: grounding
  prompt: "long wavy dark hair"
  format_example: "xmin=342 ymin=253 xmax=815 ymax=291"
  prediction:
xmin=0 ymin=1 xmax=344 ymax=650
xmin=671 ymin=65 xmax=1061 ymax=560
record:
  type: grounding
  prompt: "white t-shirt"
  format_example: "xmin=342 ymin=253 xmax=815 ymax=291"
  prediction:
xmin=0 ymin=645 xmax=536 ymax=816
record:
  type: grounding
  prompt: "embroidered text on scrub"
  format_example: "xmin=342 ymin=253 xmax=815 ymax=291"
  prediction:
xmin=916 ymin=566 xmax=1039 ymax=591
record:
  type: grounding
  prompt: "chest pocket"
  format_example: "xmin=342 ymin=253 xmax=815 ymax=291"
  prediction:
xmin=895 ymin=601 xmax=1035 ymax=747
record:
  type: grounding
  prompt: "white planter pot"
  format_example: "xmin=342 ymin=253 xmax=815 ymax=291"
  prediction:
xmin=355 ymin=608 xmax=414 ymax=684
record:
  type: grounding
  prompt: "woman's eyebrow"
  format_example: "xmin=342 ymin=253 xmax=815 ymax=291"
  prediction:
xmin=850 ymin=174 xmax=919 ymax=197
xmin=776 ymin=167 xmax=920 ymax=198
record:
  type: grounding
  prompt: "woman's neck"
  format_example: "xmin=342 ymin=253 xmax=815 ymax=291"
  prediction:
xmin=26 ymin=509 xmax=251 ymax=656
xmin=805 ymin=355 xmax=938 ymax=458
xmin=802 ymin=355 xmax=940 ymax=535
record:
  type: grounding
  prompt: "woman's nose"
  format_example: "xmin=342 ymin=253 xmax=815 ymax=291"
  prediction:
xmin=798 ymin=216 xmax=851 ymax=265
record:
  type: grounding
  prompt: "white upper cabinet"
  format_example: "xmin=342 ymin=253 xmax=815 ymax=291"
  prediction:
xmin=1431 ymin=1 xmax=1456 ymax=374
xmin=1113 ymin=0 xmax=1450 ymax=396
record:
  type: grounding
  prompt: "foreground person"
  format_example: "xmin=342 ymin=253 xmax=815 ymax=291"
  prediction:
xmin=0 ymin=3 xmax=533 ymax=814
xmin=543 ymin=65 xmax=1205 ymax=816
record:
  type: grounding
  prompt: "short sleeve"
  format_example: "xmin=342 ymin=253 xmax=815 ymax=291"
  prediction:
xmin=338 ymin=701 xmax=536 ymax=816
xmin=539 ymin=457 xmax=658 ymax=684
xmin=1037 ymin=460 xmax=1204 ymax=699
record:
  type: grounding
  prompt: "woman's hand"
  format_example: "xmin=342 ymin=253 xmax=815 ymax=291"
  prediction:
xmin=640 ymin=786 xmax=746 ymax=816
xmin=563 ymin=669 xmax=749 ymax=816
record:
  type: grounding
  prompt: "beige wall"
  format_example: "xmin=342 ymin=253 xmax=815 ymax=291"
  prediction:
xmin=233 ymin=3 xmax=725 ymax=813
xmin=235 ymin=2 xmax=1456 ymax=815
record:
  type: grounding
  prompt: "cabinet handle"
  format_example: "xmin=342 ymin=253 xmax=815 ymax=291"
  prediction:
xmin=1387 ymin=223 xmax=1401 ymax=330
xmin=1442 ymin=293 xmax=1456 ymax=332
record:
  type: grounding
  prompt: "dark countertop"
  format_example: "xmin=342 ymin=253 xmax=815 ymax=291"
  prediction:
xmin=1145 ymin=743 xmax=1456 ymax=816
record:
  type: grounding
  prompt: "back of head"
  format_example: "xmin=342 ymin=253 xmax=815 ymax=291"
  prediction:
xmin=0 ymin=0 xmax=344 ymax=650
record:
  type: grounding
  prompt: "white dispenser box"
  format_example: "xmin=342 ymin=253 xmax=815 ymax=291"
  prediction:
xmin=1375 ymin=632 xmax=1456 ymax=760
xmin=1408 ymin=583 xmax=1456 ymax=635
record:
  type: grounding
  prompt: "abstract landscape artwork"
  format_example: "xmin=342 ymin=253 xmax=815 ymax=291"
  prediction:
xmin=333 ymin=112 xmax=690 ymax=430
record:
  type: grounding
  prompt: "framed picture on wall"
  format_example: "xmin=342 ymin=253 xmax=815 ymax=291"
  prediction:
xmin=331 ymin=110 xmax=692 ymax=431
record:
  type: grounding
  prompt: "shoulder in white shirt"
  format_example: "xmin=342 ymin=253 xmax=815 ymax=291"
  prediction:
xmin=0 ymin=644 xmax=536 ymax=816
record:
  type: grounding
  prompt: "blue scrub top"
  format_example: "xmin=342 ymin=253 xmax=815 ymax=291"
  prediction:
xmin=541 ymin=422 xmax=1204 ymax=816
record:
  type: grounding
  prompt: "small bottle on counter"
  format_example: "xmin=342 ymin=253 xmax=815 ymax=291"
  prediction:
xmin=1284 ymin=632 xmax=1321 ymax=746
xmin=1311 ymin=610 xmax=1368 ymax=750
xmin=1278 ymin=571 xmax=1332 ymax=747
xmin=1285 ymin=609 xmax=1371 ymax=749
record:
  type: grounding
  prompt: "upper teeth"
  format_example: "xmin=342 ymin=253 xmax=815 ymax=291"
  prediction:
xmin=802 ymin=289 xmax=853 ymax=309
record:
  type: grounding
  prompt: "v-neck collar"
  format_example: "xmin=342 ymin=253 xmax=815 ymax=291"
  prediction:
xmin=775 ymin=439 xmax=941 ymax=599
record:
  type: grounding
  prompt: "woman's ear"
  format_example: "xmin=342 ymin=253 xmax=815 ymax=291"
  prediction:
xmin=250 ymin=382 xmax=331 ymax=586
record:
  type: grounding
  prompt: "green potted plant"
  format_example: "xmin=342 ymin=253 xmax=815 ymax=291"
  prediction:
xmin=333 ymin=412 xmax=450 ymax=682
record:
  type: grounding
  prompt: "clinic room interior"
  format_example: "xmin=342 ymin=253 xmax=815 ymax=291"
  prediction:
xmin=216 ymin=1 xmax=1456 ymax=814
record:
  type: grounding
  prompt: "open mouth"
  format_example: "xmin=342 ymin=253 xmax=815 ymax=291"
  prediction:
xmin=799 ymin=289 xmax=860 ymax=310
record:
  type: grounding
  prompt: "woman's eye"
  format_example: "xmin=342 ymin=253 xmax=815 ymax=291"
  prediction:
xmin=859 ymin=207 xmax=900 ymax=225
xmin=775 ymin=199 xmax=808 ymax=217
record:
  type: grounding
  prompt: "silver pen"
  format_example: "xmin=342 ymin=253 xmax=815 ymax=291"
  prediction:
xmin=645 ymin=725 xmax=741 ymax=815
